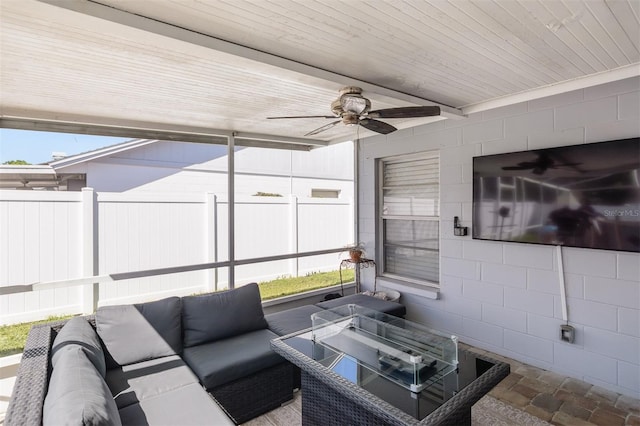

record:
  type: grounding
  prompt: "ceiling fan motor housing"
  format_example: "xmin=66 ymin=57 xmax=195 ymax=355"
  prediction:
xmin=331 ymin=99 xmax=343 ymax=116
xmin=341 ymin=113 xmax=360 ymax=125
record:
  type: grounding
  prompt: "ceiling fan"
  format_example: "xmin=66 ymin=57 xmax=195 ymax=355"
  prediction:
xmin=267 ymin=86 xmax=441 ymax=136
xmin=502 ymin=153 xmax=582 ymax=175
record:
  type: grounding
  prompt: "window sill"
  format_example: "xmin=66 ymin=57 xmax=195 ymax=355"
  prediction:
xmin=376 ymin=277 xmax=439 ymax=300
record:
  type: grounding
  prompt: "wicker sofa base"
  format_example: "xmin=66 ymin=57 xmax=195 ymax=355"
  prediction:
xmin=4 ymin=319 xmax=64 ymax=426
xmin=211 ymin=361 xmax=294 ymax=424
xmin=5 ymin=317 xmax=294 ymax=426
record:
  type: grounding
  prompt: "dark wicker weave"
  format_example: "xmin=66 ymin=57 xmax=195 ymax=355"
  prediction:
xmin=272 ymin=332 xmax=510 ymax=426
xmin=211 ymin=361 xmax=293 ymax=424
xmin=6 ymin=316 xmax=293 ymax=426
xmin=4 ymin=316 xmax=92 ymax=426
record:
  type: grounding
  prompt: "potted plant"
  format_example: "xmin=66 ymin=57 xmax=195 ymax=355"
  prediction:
xmin=342 ymin=243 xmax=366 ymax=263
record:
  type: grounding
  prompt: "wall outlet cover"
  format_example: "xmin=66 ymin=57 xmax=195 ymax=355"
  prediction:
xmin=560 ymin=324 xmax=575 ymax=343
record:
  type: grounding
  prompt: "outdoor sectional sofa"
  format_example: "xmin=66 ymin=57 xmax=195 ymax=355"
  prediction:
xmin=5 ymin=284 xmax=405 ymax=426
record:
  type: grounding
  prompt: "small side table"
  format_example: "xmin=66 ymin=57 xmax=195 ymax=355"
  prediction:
xmin=339 ymin=258 xmax=377 ymax=295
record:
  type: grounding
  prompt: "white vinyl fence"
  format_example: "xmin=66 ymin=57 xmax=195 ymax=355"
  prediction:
xmin=0 ymin=189 xmax=353 ymax=325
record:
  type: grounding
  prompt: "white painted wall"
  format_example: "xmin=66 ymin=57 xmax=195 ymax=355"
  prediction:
xmin=59 ymin=141 xmax=354 ymax=198
xmin=357 ymin=76 xmax=640 ymax=398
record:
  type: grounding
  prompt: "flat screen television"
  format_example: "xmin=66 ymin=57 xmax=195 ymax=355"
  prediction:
xmin=472 ymin=138 xmax=640 ymax=252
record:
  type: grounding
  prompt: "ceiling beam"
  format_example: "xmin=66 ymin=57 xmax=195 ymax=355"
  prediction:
xmin=38 ymin=0 xmax=465 ymax=120
xmin=0 ymin=114 xmax=326 ymax=149
xmin=233 ymin=131 xmax=328 ymax=146
xmin=461 ymin=64 xmax=640 ymax=115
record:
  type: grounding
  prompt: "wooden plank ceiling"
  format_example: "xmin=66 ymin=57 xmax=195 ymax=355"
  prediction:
xmin=0 ymin=0 xmax=638 ymax=144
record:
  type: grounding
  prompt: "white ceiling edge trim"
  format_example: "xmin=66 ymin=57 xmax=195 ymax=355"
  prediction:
xmin=232 ymin=131 xmax=327 ymax=146
xmin=37 ymin=0 xmax=465 ymax=120
xmin=461 ymin=64 xmax=640 ymax=115
xmin=0 ymin=165 xmax=56 ymax=174
xmin=0 ymin=112 xmax=328 ymax=148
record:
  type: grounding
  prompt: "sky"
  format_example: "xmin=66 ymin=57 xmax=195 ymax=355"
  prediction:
xmin=0 ymin=129 xmax=129 ymax=165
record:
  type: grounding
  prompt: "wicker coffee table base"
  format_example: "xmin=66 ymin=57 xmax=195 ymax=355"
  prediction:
xmin=302 ymin=372 xmax=401 ymax=426
xmin=301 ymin=371 xmax=475 ymax=426
xmin=272 ymin=333 xmax=510 ymax=426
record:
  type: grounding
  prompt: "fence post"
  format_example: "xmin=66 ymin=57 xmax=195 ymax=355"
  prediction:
xmin=206 ymin=193 xmax=217 ymax=292
xmin=289 ymin=195 xmax=299 ymax=278
xmin=81 ymin=187 xmax=99 ymax=314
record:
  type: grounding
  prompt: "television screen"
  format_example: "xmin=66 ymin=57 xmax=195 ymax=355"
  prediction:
xmin=472 ymin=138 xmax=640 ymax=252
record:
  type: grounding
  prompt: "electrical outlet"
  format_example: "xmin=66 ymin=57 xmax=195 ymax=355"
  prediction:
xmin=560 ymin=324 xmax=575 ymax=343
xmin=454 ymin=227 xmax=468 ymax=236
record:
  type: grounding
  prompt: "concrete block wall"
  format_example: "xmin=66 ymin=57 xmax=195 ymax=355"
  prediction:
xmin=358 ymin=76 xmax=640 ymax=398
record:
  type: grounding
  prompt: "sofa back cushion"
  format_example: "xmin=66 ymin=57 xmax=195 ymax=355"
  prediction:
xmin=43 ymin=346 xmax=122 ymax=426
xmin=51 ymin=316 xmax=106 ymax=377
xmin=96 ymin=296 xmax=182 ymax=366
xmin=182 ymin=283 xmax=268 ymax=347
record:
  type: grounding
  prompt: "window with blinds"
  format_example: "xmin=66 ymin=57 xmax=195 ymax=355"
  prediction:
xmin=378 ymin=151 xmax=440 ymax=285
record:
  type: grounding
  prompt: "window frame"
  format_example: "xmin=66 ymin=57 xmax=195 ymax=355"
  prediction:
xmin=376 ymin=151 xmax=440 ymax=288
xmin=311 ymin=188 xmax=341 ymax=198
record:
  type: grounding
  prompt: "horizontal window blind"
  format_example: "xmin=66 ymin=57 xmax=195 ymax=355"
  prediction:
xmin=380 ymin=152 xmax=440 ymax=285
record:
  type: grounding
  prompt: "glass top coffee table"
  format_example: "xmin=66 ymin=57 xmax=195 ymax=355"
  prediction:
xmin=271 ymin=304 xmax=510 ymax=425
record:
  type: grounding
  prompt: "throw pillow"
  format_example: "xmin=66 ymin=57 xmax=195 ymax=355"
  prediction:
xmin=182 ymin=283 xmax=267 ymax=347
xmin=96 ymin=296 xmax=182 ymax=366
xmin=43 ymin=346 xmax=122 ymax=426
xmin=51 ymin=316 xmax=106 ymax=377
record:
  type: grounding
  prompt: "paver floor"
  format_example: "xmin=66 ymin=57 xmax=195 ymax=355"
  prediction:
xmin=1 ymin=345 xmax=638 ymax=426
xmin=463 ymin=345 xmax=640 ymax=426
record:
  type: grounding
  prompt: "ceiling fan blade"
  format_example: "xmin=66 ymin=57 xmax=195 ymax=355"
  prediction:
xmin=502 ymin=166 xmax=533 ymax=170
xmin=305 ymin=120 xmax=341 ymax=136
xmin=360 ymin=119 xmax=397 ymax=135
xmin=267 ymin=115 xmax=336 ymax=119
xmin=557 ymin=162 xmax=582 ymax=167
xmin=368 ymin=106 xmax=441 ymax=119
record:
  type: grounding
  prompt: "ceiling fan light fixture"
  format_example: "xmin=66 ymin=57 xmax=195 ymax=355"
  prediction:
xmin=340 ymin=93 xmax=370 ymax=115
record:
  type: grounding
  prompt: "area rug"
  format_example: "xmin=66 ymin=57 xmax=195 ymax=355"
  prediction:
xmin=243 ymin=392 xmax=552 ymax=425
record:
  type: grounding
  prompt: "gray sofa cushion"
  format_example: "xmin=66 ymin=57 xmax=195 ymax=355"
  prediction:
xmin=43 ymin=346 xmax=121 ymax=426
xmin=105 ymin=355 xmax=200 ymax=409
xmin=266 ymin=304 xmax=324 ymax=336
xmin=51 ymin=316 xmax=106 ymax=377
xmin=182 ymin=283 xmax=268 ymax=347
xmin=97 ymin=296 xmax=182 ymax=366
xmin=316 ymin=293 xmax=406 ymax=317
xmin=182 ymin=328 xmax=284 ymax=390
xmin=118 ymin=383 xmax=234 ymax=426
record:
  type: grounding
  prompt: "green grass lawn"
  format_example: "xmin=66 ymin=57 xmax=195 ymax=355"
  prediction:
xmin=0 ymin=315 xmax=75 ymax=357
xmin=258 ymin=269 xmax=354 ymax=300
xmin=0 ymin=269 xmax=354 ymax=356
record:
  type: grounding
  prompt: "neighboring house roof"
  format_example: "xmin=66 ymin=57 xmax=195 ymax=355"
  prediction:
xmin=0 ymin=139 xmax=155 ymax=189
xmin=49 ymin=138 xmax=158 ymax=170
xmin=0 ymin=164 xmax=58 ymax=189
